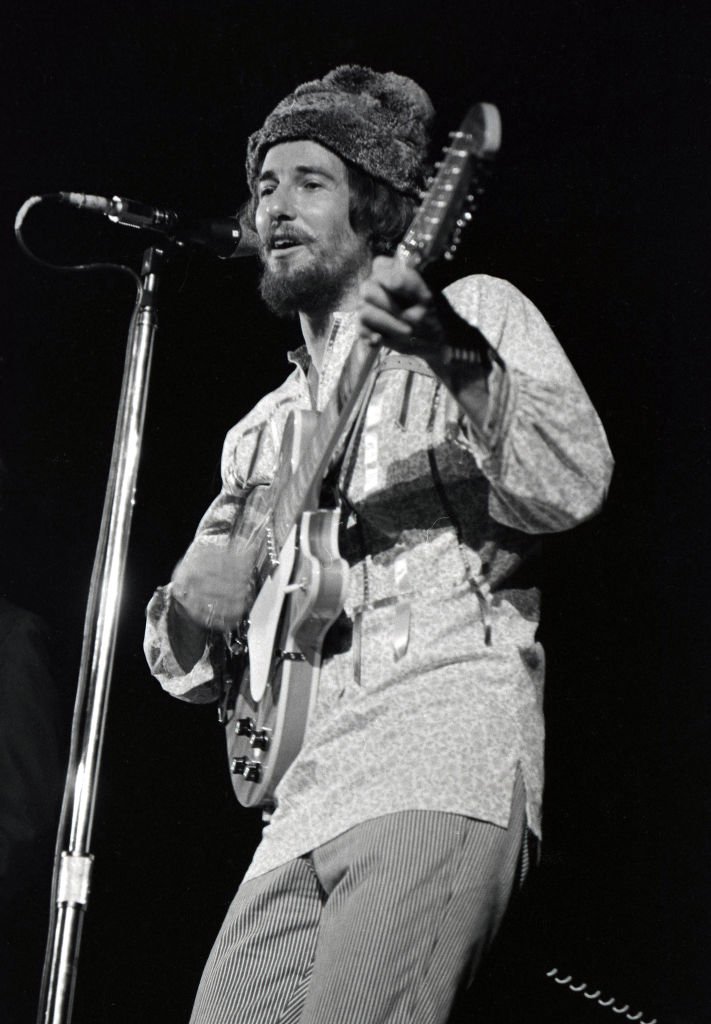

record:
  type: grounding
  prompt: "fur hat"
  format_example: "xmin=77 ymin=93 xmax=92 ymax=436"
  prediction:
xmin=246 ymin=65 xmax=434 ymax=198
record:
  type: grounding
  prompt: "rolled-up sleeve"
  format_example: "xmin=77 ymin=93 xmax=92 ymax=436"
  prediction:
xmin=143 ymin=582 xmax=219 ymax=702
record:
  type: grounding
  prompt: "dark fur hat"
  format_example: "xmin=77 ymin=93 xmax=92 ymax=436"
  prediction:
xmin=246 ymin=65 xmax=434 ymax=198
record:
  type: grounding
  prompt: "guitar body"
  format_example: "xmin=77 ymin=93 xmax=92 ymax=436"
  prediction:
xmin=226 ymin=410 xmax=349 ymax=807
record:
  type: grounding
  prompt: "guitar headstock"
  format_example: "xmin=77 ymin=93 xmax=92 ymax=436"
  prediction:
xmin=397 ymin=102 xmax=501 ymax=270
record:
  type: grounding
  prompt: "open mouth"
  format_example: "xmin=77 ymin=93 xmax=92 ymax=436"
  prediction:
xmin=270 ymin=237 xmax=304 ymax=252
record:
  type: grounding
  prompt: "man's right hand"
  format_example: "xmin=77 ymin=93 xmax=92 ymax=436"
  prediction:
xmin=171 ymin=538 xmax=258 ymax=632
xmin=168 ymin=539 xmax=258 ymax=671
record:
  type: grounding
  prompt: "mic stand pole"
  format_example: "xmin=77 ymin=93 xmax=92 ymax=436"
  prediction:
xmin=40 ymin=245 xmax=166 ymax=1024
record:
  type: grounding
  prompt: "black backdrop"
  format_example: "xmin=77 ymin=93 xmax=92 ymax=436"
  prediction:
xmin=2 ymin=2 xmax=708 ymax=1022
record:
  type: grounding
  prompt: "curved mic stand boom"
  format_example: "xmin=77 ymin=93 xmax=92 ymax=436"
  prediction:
xmin=38 ymin=245 xmax=165 ymax=1024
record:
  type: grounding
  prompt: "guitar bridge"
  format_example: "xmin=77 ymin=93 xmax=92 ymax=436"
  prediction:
xmin=277 ymin=650 xmax=306 ymax=662
xmin=227 ymin=631 xmax=247 ymax=656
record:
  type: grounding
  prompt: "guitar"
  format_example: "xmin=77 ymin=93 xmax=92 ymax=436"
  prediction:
xmin=221 ymin=102 xmax=502 ymax=808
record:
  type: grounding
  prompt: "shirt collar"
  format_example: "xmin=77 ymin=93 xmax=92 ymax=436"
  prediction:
xmin=286 ymin=310 xmax=359 ymax=377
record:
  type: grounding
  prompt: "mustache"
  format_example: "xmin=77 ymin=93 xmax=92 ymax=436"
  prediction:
xmin=265 ymin=228 xmax=314 ymax=249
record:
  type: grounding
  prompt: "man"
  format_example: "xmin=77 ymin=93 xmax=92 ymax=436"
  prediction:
xmin=144 ymin=66 xmax=613 ymax=1024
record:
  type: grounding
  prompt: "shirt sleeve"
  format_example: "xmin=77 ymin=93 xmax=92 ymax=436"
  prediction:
xmin=443 ymin=275 xmax=614 ymax=533
xmin=143 ymin=432 xmax=255 ymax=703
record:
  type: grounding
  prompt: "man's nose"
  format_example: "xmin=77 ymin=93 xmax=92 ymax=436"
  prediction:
xmin=263 ymin=187 xmax=295 ymax=221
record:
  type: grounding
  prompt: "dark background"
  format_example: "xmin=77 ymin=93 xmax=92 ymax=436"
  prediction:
xmin=1 ymin=1 xmax=708 ymax=1021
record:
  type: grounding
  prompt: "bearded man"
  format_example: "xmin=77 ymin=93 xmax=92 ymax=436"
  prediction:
xmin=144 ymin=66 xmax=613 ymax=1024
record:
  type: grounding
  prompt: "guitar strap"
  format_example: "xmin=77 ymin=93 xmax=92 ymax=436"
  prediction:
xmin=325 ymin=348 xmax=417 ymax=664
xmin=319 ymin=345 xmax=384 ymax=504
xmin=328 ymin=345 xmax=439 ymax=498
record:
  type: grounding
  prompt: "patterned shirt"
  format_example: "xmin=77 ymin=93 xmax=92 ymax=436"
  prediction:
xmin=144 ymin=274 xmax=613 ymax=881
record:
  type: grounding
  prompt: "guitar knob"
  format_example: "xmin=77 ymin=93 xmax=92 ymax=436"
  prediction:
xmin=230 ymin=756 xmax=262 ymax=783
xmin=249 ymin=729 xmax=270 ymax=751
xmin=235 ymin=717 xmax=255 ymax=737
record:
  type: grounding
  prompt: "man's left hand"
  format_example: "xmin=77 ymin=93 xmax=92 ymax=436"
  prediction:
xmin=357 ymin=256 xmax=449 ymax=361
xmin=357 ymin=255 xmax=498 ymax=430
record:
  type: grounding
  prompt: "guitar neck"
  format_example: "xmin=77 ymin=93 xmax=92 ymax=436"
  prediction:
xmin=271 ymin=335 xmax=380 ymax=550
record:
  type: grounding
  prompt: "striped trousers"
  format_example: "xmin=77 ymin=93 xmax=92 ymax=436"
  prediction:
xmin=189 ymin=775 xmax=531 ymax=1024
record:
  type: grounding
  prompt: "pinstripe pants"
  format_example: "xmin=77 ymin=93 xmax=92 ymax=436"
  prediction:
xmin=189 ymin=776 xmax=530 ymax=1024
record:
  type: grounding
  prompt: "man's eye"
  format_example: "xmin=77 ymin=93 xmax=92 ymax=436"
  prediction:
xmin=303 ymin=180 xmax=322 ymax=190
xmin=259 ymin=185 xmax=275 ymax=198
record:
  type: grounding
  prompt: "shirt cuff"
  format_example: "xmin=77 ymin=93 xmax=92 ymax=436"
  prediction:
xmin=144 ymin=583 xmax=220 ymax=703
xmin=448 ymin=359 xmax=514 ymax=472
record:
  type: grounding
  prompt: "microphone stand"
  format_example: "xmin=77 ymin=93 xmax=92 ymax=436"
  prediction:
xmin=39 ymin=245 xmax=165 ymax=1024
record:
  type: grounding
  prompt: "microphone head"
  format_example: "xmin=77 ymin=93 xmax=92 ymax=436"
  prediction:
xmin=218 ymin=219 xmax=261 ymax=260
xmin=177 ymin=215 xmax=260 ymax=259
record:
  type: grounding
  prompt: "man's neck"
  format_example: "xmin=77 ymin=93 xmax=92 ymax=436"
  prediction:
xmin=297 ymin=265 xmax=370 ymax=372
xmin=298 ymin=310 xmax=338 ymax=372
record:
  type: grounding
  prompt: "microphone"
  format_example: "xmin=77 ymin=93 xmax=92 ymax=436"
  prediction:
xmin=58 ymin=191 xmax=260 ymax=259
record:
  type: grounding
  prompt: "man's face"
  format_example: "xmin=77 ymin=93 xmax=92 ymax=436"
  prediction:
xmin=255 ymin=140 xmax=371 ymax=316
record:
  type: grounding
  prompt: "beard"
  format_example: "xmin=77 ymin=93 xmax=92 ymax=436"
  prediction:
xmin=259 ymin=241 xmax=369 ymax=318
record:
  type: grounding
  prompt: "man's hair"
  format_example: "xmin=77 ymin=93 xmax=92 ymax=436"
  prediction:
xmin=242 ymin=158 xmax=416 ymax=257
xmin=345 ymin=164 xmax=416 ymax=256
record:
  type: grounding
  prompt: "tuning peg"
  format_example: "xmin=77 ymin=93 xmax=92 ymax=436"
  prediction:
xmin=444 ymin=251 xmax=455 ymax=261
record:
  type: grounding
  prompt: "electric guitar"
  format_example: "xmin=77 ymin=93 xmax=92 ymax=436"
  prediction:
xmin=221 ymin=102 xmax=502 ymax=808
